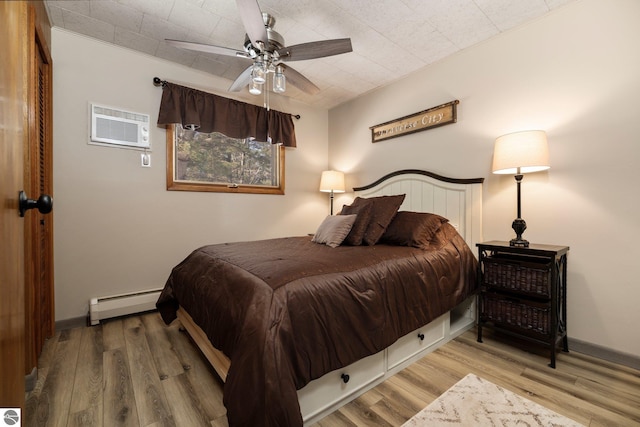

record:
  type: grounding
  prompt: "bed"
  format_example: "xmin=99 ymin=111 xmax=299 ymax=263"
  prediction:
xmin=157 ymin=169 xmax=484 ymax=426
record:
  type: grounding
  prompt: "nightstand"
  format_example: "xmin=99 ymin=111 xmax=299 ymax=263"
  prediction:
xmin=476 ymin=241 xmax=569 ymax=368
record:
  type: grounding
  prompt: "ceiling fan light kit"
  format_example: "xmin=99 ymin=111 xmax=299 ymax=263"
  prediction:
xmin=249 ymin=80 xmax=262 ymax=95
xmin=273 ymin=65 xmax=286 ymax=93
xmin=251 ymin=62 xmax=266 ymax=84
xmin=166 ymin=0 xmax=352 ymax=103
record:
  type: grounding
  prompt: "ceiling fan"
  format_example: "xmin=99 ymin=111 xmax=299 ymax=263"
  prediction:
xmin=166 ymin=0 xmax=353 ymax=97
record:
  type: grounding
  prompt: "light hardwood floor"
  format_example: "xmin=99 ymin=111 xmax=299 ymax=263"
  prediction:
xmin=25 ymin=311 xmax=640 ymax=426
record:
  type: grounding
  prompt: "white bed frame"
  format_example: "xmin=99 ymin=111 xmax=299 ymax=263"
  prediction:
xmin=177 ymin=169 xmax=484 ymax=425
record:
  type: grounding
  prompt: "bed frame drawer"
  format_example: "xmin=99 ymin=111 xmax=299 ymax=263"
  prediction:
xmin=299 ymin=351 xmax=385 ymax=422
xmin=387 ymin=313 xmax=447 ymax=370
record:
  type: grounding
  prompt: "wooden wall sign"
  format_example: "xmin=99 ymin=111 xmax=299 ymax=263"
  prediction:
xmin=370 ymin=100 xmax=459 ymax=143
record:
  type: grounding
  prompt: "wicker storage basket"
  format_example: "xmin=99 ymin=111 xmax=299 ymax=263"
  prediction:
xmin=483 ymin=295 xmax=549 ymax=335
xmin=483 ymin=256 xmax=551 ymax=297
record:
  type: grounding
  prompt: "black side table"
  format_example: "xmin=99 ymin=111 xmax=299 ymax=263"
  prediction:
xmin=476 ymin=241 xmax=569 ymax=368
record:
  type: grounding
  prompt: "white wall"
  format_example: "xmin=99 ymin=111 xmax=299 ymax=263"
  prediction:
xmin=329 ymin=0 xmax=640 ymax=356
xmin=52 ymin=29 xmax=329 ymax=321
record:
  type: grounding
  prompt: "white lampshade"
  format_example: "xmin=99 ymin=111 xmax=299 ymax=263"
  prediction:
xmin=319 ymin=170 xmax=345 ymax=193
xmin=492 ymin=130 xmax=550 ymax=175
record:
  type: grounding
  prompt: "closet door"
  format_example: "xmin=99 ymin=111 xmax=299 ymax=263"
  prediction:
xmin=0 ymin=0 xmax=27 ymax=408
xmin=24 ymin=3 xmax=54 ymax=377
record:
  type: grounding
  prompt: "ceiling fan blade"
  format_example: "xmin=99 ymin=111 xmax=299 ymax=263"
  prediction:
xmin=278 ymin=38 xmax=352 ymax=61
xmin=280 ymin=64 xmax=320 ymax=95
xmin=166 ymin=39 xmax=250 ymax=58
xmin=236 ymin=0 xmax=268 ymax=50
xmin=229 ymin=65 xmax=254 ymax=92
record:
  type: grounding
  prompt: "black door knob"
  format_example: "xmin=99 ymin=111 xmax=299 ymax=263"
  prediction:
xmin=19 ymin=191 xmax=53 ymax=217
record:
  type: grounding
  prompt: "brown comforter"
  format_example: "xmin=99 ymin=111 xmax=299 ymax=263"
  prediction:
xmin=157 ymin=223 xmax=477 ymax=426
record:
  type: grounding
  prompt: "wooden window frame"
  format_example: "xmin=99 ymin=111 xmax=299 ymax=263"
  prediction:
xmin=165 ymin=124 xmax=285 ymax=195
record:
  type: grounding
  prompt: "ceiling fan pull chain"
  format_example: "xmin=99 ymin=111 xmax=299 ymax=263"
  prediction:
xmin=265 ymin=75 xmax=270 ymax=110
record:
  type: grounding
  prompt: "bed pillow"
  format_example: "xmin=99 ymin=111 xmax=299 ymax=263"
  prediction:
xmin=338 ymin=202 xmax=372 ymax=246
xmin=352 ymin=194 xmax=406 ymax=245
xmin=381 ymin=211 xmax=449 ymax=249
xmin=311 ymin=214 xmax=357 ymax=248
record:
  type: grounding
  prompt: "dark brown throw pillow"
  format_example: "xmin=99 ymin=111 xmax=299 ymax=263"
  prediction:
xmin=339 ymin=202 xmax=373 ymax=246
xmin=381 ymin=211 xmax=449 ymax=249
xmin=353 ymin=194 xmax=405 ymax=245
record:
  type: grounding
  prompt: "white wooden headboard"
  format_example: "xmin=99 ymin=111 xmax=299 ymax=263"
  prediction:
xmin=353 ymin=169 xmax=484 ymax=250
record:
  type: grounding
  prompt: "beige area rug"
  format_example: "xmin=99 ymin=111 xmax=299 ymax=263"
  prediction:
xmin=403 ymin=373 xmax=584 ymax=426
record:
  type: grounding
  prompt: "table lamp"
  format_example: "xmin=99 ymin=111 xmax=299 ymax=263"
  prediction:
xmin=492 ymin=130 xmax=550 ymax=247
xmin=319 ymin=170 xmax=345 ymax=215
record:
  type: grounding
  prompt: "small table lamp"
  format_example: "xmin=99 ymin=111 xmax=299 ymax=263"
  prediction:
xmin=319 ymin=170 xmax=345 ymax=215
xmin=492 ymin=130 xmax=550 ymax=247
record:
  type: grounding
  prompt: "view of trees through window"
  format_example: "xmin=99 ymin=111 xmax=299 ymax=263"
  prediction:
xmin=174 ymin=124 xmax=279 ymax=187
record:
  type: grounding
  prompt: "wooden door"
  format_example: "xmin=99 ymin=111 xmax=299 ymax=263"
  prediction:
xmin=0 ymin=0 xmax=28 ymax=409
xmin=24 ymin=3 xmax=55 ymax=375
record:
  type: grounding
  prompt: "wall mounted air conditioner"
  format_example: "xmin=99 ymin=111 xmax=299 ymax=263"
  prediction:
xmin=90 ymin=103 xmax=150 ymax=149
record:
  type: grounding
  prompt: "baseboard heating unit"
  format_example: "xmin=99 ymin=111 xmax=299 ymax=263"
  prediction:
xmin=89 ymin=288 xmax=162 ymax=325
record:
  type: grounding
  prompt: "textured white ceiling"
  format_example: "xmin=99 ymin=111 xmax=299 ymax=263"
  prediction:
xmin=44 ymin=0 xmax=574 ymax=109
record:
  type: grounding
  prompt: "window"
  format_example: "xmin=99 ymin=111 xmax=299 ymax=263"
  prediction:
xmin=166 ymin=124 xmax=284 ymax=194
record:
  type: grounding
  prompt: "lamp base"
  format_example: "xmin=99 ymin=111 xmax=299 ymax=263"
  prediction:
xmin=509 ymin=237 xmax=529 ymax=247
xmin=329 ymin=191 xmax=335 ymax=215
xmin=510 ymin=218 xmax=529 ymax=247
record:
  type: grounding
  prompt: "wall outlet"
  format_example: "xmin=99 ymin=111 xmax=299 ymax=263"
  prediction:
xmin=141 ymin=152 xmax=151 ymax=167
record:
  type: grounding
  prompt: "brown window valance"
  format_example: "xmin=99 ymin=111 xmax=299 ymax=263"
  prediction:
xmin=157 ymin=81 xmax=296 ymax=147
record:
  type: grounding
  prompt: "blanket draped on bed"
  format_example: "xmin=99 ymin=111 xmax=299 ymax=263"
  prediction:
xmin=157 ymin=223 xmax=477 ymax=426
